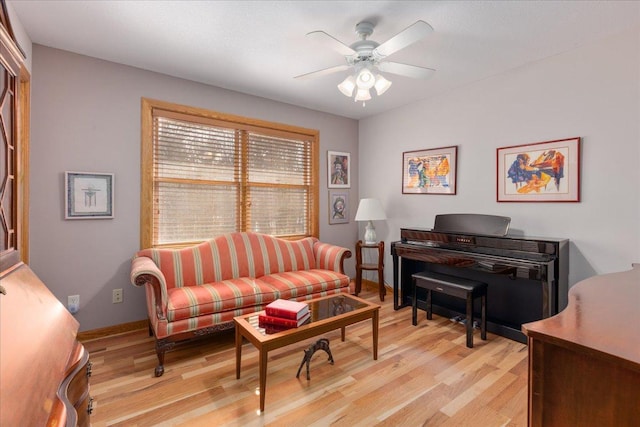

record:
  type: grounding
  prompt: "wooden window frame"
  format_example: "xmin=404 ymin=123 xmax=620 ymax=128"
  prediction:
xmin=140 ymin=98 xmax=319 ymax=249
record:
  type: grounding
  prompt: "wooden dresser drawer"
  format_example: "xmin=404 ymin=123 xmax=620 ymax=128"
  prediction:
xmin=67 ymin=353 xmax=91 ymax=407
xmin=76 ymin=393 xmax=93 ymax=427
xmin=57 ymin=344 xmax=92 ymax=427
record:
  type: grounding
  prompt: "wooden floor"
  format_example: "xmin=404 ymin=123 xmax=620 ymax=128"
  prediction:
xmin=83 ymin=291 xmax=529 ymax=427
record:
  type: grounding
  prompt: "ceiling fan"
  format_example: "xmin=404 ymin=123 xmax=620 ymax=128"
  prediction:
xmin=295 ymin=20 xmax=436 ymax=103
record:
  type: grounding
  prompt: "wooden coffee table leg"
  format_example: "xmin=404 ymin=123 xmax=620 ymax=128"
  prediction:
xmin=235 ymin=325 xmax=242 ymax=379
xmin=372 ymin=309 xmax=379 ymax=360
xmin=259 ymin=349 xmax=268 ymax=412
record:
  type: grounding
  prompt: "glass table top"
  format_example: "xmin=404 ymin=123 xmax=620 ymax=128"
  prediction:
xmin=246 ymin=294 xmax=371 ymax=335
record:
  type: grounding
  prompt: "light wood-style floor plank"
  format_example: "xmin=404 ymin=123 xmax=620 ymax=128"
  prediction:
xmin=83 ymin=291 xmax=528 ymax=426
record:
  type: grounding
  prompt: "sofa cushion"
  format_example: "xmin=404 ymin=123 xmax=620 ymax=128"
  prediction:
xmin=259 ymin=269 xmax=350 ymax=300
xmin=166 ymin=278 xmax=277 ymax=322
xmin=165 ymin=267 xmax=350 ymax=322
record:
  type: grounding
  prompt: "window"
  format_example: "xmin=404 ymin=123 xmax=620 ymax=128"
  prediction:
xmin=140 ymin=99 xmax=319 ymax=248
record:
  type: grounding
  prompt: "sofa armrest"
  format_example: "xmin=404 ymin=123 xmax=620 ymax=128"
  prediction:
xmin=314 ymin=242 xmax=352 ymax=274
xmin=130 ymin=256 xmax=168 ymax=320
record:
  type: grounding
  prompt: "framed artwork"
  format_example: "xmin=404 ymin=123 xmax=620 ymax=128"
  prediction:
xmin=328 ymin=190 xmax=349 ymax=224
xmin=497 ymin=137 xmax=580 ymax=202
xmin=327 ymin=150 xmax=350 ymax=188
xmin=65 ymin=171 xmax=114 ymax=219
xmin=402 ymin=146 xmax=457 ymax=194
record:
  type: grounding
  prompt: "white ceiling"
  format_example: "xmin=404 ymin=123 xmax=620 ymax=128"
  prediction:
xmin=9 ymin=1 xmax=640 ymax=120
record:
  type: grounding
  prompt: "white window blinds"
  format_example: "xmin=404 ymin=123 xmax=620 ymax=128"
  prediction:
xmin=141 ymin=99 xmax=318 ymax=248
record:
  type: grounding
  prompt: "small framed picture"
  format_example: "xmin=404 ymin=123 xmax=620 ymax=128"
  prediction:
xmin=328 ymin=150 xmax=350 ymax=188
xmin=328 ymin=190 xmax=349 ymax=224
xmin=65 ymin=171 xmax=114 ymax=219
xmin=497 ymin=137 xmax=580 ymax=202
xmin=402 ymin=146 xmax=457 ymax=194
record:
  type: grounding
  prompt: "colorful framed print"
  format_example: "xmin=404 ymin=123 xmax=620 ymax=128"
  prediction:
xmin=402 ymin=146 xmax=457 ymax=194
xmin=328 ymin=190 xmax=349 ymax=224
xmin=497 ymin=137 xmax=580 ymax=202
xmin=65 ymin=171 xmax=114 ymax=219
xmin=328 ymin=151 xmax=350 ymax=188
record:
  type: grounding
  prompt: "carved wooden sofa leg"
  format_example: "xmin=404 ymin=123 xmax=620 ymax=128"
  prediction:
xmin=151 ymin=323 xmax=235 ymax=377
xmin=154 ymin=339 xmax=175 ymax=377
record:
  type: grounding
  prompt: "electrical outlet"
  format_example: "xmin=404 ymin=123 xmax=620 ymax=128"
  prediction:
xmin=112 ymin=288 xmax=123 ymax=304
xmin=68 ymin=294 xmax=80 ymax=314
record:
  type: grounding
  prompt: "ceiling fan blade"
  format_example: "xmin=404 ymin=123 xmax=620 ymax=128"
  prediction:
xmin=307 ymin=30 xmax=356 ymax=56
xmin=377 ymin=61 xmax=436 ymax=79
xmin=294 ymin=64 xmax=350 ymax=80
xmin=373 ymin=20 xmax=434 ymax=58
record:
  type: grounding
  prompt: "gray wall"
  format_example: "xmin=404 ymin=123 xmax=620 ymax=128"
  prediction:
xmin=359 ymin=27 xmax=640 ymax=288
xmin=30 ymin=45 xmax=359 ymax=331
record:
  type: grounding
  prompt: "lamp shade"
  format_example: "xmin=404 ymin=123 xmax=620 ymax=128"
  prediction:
xmin=336 ymin=65 xmax=393 ymax=102
xmin=355 ymin=198 xmax=386 ymax=244
xmin=374 ymin=74 xmax=392 ymax=96
xmin=355 ymin=67 xmax=376 ymax=89
xmin=337 ymin=75 xmax=356 ymax=97
xmin=355 ymin=198 xmax=386 ymax=221
xmin=354 ymin=88 xmax=371 ymax=102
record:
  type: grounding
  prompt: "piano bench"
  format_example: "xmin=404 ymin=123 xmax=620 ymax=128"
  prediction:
xmin=411 ymin=271 xmax=487 ymax=348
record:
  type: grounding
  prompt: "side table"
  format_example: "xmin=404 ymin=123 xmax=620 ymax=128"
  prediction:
xmin=355 ymin=240 xmax=385 ymax=301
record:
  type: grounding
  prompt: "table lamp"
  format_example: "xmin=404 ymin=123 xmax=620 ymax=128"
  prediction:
xmin=354 ymin=198 xmax=387 ymax=244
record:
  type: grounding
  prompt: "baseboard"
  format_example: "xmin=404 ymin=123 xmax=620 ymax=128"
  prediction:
xmin=359 ymin=278 xmax=393 ymax=294
xmin=77 ymin=319 xmax=148 ymax=342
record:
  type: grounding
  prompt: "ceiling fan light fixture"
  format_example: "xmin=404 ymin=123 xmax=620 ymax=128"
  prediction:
xmin=354 ymin=88 xmax=371 ymax=102
xmin=356 ymin=67 xmax=376 ymax=90
xmin=337 ymin=75 xmax=356 ymax=97
xmin=300 ymin=19 xmax=435 ymax=105
xmin=374 ymin=74 xmax=392 ymax=96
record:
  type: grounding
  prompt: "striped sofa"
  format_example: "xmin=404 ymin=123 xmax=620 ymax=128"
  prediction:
xmin=130 ymin=232 xmax=352 ymax=376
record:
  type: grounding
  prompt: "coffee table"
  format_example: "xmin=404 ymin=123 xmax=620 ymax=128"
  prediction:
xmin=234 ymin=293 xmax=380 ymax=412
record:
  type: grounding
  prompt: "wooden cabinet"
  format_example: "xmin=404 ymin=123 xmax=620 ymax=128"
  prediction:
xmin=1 ymin=252 xmax=92 ymax=427
xmin=0 ymin=2 xmax=87 ymax=424
xmin=522 ymin=265 xmax=640 ymax=426
xmin=0 ymin=3 xmax=89 ymax=423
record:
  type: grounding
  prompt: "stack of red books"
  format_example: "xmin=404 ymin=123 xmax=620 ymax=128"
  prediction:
xmin=258 ymin=299 xmax=311 ymax=333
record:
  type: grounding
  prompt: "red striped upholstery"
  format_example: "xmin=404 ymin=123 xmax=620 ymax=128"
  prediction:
xmin=136 ymin=232 xmax=317 ymax=288
xmin=132 ymin=232 xmax=351 ymax=338
xmin=259 ymin=270 xmax=348 ymax=300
